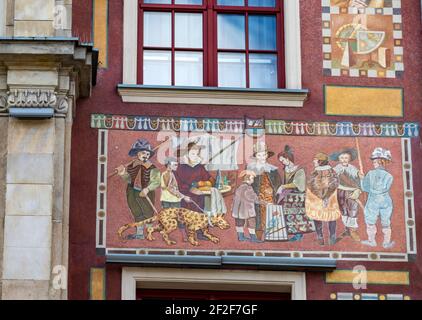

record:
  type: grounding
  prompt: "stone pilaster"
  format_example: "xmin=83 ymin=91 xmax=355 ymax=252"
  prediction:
xmin=0 ymin=39 xmax=96 ymax=299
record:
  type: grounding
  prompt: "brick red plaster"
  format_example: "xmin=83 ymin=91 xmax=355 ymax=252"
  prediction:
xmin=69 ymin=0 xmax=422 ymax=300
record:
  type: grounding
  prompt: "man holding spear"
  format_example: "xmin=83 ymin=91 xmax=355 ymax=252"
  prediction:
xmin=116 ymin=138 xmax=161 ymax=240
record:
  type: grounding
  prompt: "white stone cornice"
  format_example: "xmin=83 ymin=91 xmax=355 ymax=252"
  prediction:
xmin=0 ymin=38 xmax=97 ymax=117
xmin=284 ymin=0 xmax=302 ymax=89
xmin=118 ymin=85 xmax=309 ymax=108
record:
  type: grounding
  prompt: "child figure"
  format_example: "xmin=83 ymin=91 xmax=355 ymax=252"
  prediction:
xmin=359 ymin=148 xmax=395 ymax=249
xmin=232 ymin=170 xmax=266 ymax=243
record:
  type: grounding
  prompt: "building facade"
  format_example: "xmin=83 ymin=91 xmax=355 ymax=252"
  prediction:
xmin=0 ymin=0 xmax=421 ymax=300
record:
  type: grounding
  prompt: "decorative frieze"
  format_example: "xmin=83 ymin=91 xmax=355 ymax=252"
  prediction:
xmin=0 ymin=89 xmax=70 ymax=115
xmin=90 ymin=113 xmax=420 ymax=138
xmin=0 ymin=93 xmax=7 ymax=112
xmin=7 ymin=89 xmax=57 ymax=108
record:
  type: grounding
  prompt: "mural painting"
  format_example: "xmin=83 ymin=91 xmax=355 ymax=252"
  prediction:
xmin=323 ymin=0 xmax=403 ymax=78
xmin=92 ymin=114 xmax=418 ymax=262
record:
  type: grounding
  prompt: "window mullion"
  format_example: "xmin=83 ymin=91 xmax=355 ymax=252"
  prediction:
xmin=208 ymin=5 xmax=217 ymax=86
xmin=171 ymin=10 xmax=175 ymax=86
xmin=245 ymin=12 xmax=249 ymax=88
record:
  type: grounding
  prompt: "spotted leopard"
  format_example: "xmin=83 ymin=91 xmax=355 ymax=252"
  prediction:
xmin=118 ymin=207 xmax=230 ymax=246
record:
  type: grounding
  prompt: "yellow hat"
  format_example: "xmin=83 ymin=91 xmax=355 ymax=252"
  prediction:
xmin=314 ymin=152 xmax=329 ymax=162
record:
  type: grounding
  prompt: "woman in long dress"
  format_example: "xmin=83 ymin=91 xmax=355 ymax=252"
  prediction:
xmin=277 ymin=145 xmax=315 ymax=242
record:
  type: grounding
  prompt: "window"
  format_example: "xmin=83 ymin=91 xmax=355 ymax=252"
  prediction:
xmin=142 ymin=10 xmax=204 ymax=86
xmin=139 ymin=0 xmax=283 ymax=89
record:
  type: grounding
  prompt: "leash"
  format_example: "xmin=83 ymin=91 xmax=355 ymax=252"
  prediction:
xmin=187 ymin=199 xmax=215 ymax=227
xmin=190 ymin=199 xmax=206 ymax=213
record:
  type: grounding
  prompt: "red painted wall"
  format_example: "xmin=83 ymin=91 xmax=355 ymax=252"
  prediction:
xmin=69 ymin=0 xmax=422 ymax=300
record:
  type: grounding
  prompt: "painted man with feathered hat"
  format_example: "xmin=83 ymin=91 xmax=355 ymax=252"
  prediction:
xmin=117 ymin=138 xmax=160 ymax=240
xmin=359 ymin=147 xmax=395 ymax=249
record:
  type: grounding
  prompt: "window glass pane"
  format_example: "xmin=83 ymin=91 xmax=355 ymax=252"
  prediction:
xmin=175 ymin=52 xmax=203 ymax=86
xmin=218 ymin=14 xmax=245 ymax=50
xmin=175 ymin=13 xmax=203 ymax=48
xmin=144 ymin=12 xmax=171 ymax=47
xmin=217 ymin=0 xmax=244 ymax=6
xmin=249 ymin=53 xmax=277 ymax=88
xmin=144 ymin=0 xmax=171 ymax=4
xmin=143 ymin=50 xmax=172 ymax=85
xmin=218 ymin=52 xmax=246 ymax=88
xmin=248 ymin=0 xmax=275 ymax=7
xmin=175 ymin=0 xmax=203 ymax=4
xmin=248 ymin=15 xmax=276 ymax=50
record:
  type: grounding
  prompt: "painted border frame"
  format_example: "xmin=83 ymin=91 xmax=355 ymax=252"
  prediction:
xmin=94 ymin=115 xmax=418 ymax=263
xmin=322 ymin=0 xmax=404 ymax=79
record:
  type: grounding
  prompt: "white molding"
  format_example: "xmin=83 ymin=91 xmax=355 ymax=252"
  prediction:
xmin=123 ymin=0 xmax=138 ymax=84
xmin=284 ymin=0 xmax=302 ymax=89
xmin=118 ymin=86 xmax=309 ymax=107
xmin=121 ymin=267 xmax=307 ymax=300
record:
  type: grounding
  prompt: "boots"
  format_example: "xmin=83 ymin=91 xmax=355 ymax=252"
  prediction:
xmin=328 ymin=221 xmax=337 ymax=246
xmin=361 ymin=225 xmax=377 ymax=247
xmin=249 ymin=234 xmax=264 ymax=243
xmin=247 ymin=228 xmax=263 ymax=243
xmin=382 ymin=227 xmax=395 ymax=249
xmin=314 ymin=221 xmax=324 ymax=245
xmin=289 ymin=234 xmax=304 ymax=242
xmin=329 ymin=234 xmax=337 ymax=246
xmin=237 ymin=232 xmax=250 ymax=242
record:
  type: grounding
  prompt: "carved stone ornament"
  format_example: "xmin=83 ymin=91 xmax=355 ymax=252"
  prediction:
xmin=55 ymin=96 xmax=69 ymax=114
xmin=0 ymin=94 xmax=7 ymax=112
xmin=6 ymin=89 xmax=57 ymax=108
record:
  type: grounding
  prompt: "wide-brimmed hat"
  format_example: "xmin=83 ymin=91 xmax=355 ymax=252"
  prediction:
xmin=128 ymin=139 xmax=155 ymax=157
xmin=251 ymin=142 xmax=275 ymax=158
xmin=314 ymin=152 xmax=329 ymax=162
xmin=329 ymin=148 xmax=358 ymax=162
xmin=370 ymin=147 xmax=392 ymax=161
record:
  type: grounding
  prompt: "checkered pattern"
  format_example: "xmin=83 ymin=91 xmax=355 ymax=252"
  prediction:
xmin=322 ymin=0 xmax=403 ymax=78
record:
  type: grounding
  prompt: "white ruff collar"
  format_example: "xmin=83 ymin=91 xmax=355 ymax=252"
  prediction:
xmin=315 ymin=165 xmax=332 ymax=171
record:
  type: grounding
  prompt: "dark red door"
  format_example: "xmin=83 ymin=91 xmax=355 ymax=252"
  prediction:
xmin=137 ymin=289 xmax=291 ymax=300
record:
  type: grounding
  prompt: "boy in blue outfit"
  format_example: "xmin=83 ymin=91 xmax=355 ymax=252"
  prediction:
xmin=359 ymin=148 xmax=395 ymax=249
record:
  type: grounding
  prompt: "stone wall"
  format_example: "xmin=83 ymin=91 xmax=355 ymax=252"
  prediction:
xmin=1 ymin=0 xmax=72 ymax=37
xmin=0 ymin=35 xmax=94 ymax=299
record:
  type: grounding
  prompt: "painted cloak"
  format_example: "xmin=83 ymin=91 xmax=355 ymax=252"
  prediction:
xmin=305 ymin=165 xmax=341 ymax=222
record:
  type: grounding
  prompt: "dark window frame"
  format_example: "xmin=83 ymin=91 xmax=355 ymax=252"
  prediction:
xmin=137 ymin=0 xmax=285 ymax=88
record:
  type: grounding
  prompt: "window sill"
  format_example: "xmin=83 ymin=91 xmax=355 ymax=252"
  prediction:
xmin=117 ymin=84 xmax=309 ymax=108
